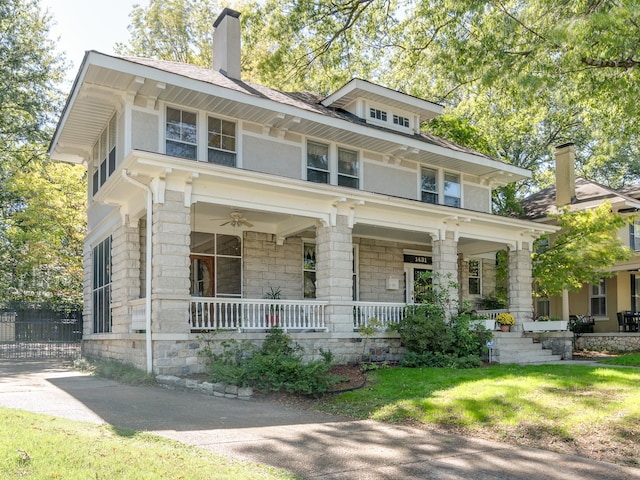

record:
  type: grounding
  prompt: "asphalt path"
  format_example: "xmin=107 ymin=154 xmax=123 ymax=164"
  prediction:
xmin=1 ymin=359 xmax=638 ymax=479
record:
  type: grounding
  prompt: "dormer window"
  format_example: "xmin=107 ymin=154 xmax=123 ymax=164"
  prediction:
xmin=370 ymin=108 xmax=387 ymax=121
xmin=393 ymin=114 xmax=409 ymax=128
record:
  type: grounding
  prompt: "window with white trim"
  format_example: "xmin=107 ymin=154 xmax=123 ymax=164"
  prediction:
xmin=190 ymin=233 xmax=242 ymax=298
xmin=92 ymin=236 xmax=112 ymax=333
xmin=370 ymin=108 xmax=387 ymax=121
xmin=590 ymin=278 xmax=606 ymax=316
xmin=207 ymin=116 xmax=236 ymax=166
xmin=421 ymin=167 xmax=438 ymax=204
xmin=92 ymin=114 xmax=116 ymax=196
xmin=630 ymin=218 xmax=640 ymax=250
xmin=468 ymin=260 xmax=481 ymax=295
xmin=307 ymin=141 xmax=329 ymax=184
xmin=338 ymin=147 xmax=359 ymax=189
xmin=166 ymin=107 xmax=197 ymax=159
xmin=393 ymin=114 xmax=409 ymax=127
xmin=444 ymin=172 xmax=461 ymax=207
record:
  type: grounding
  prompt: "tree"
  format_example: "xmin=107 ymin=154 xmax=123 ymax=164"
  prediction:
xmin=0 ymin=0 xmax=81 ymax=304
xmin=532 ymin=202 xmax=633 ymax=297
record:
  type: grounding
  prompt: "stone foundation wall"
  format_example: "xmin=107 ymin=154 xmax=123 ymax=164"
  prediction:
xmin=82 ymin=332 xmax=406 ymax=375
xmin=575 ymin=333 xmax=640 ymax=352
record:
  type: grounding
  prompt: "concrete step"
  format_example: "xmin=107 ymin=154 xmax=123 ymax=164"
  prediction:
xmin=498 ymin=352 xmax=562 ymax=362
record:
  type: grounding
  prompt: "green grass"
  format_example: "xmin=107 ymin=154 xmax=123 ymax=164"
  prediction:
xmin=315 ymin=364 xmax=640 ymax=467
xmin=0 ymin=408 xmax=298 ymax=479
xmin=599 ymin=353 xmax=640 ymax=366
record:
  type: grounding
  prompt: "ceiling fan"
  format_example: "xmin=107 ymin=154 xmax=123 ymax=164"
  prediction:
xmin=219 ymin=211 xmax=254 ymax=228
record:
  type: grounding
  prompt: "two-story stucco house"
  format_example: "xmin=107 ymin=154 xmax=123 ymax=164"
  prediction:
xmin=523 ymin=143 xmax=640 ymax=334
xmin=49 ymin=8 xmax=556 ymax=374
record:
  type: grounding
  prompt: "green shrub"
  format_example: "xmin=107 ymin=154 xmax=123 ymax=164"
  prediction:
xmin=200 ymin=327 xmax=340 ymax=395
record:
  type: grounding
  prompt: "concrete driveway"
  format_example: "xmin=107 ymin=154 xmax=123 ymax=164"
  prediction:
xmin=0 ymin=359 xmax=638 ymax=479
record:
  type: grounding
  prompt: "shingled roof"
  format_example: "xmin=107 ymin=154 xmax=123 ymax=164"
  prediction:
xmin=522 ymin=177 xmax=640 ymax=220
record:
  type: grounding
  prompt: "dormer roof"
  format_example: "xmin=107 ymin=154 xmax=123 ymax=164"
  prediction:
xmin=321 ymin=78 xmax=443 ymax=121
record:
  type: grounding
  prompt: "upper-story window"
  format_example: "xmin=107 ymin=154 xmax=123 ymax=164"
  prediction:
xmin=338 ymin=148 xmax=359 ymax=189
xmin=370 ymin=108 xmax=387 ymax=121
xmin=166 ymin=107 xmax=197 ymax=160
xmin=444 ymin=173 xmax=461 ymax=207
xmin=630 ymin=218 xmax=640 ymax=250
xmin=393 ymin=114 xmax=409 ymax=128
xmin=421 ymin=167 xmax=438 ymax=204
xmin=307 ymin=141 xmax=329 ymax=183
xmin=92 ymin=114 xmax=116 ymax=196
xmin=208 ymin=116 xmax=236 ymax=166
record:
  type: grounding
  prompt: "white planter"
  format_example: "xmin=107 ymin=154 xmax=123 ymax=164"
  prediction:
xmin=522 ymin=321 xmax=568 ymax=332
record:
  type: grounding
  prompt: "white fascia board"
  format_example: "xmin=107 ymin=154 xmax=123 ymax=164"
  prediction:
xmin=80 ymin=54 xmax=528 ymax=180
xmin=48 ymin=51 xmax=95 ymax=159
xmin=321 ymin=78 xmax=443 ymax=118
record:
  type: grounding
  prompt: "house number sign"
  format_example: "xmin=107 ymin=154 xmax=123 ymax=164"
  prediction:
xmin=403 ymin=254 xmax=432 ymax=265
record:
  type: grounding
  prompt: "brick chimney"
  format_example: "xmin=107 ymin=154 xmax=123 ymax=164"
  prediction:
xmin=555 ymin=143 xmax=576 ymax=207
xmin=213 ymin=8 xmax=241 ymax=79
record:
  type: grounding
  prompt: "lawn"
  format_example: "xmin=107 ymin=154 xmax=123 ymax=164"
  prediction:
xmin=598 ymin=353 xmax=640 ymax=367
xmin=0 ymin=407 xmax=298 ymax=479
xmin=314 ymin=364 xmax=640 ymax=468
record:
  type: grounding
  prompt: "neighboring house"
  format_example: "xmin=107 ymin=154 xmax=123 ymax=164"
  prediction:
xmin=49 ymin=8 xmax=555 ymax=374
xmin=522 ymin=143 xmax=640 ymax=333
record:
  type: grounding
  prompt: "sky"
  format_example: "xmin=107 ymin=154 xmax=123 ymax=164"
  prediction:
xmin=41 ymin=0 xmax=149 ymax=85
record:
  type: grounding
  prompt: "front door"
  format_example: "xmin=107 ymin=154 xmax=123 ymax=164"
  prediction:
xmin=405 ymin=266 xmax=432 ymax=303
xmin=190 ymin=255 xmax=215 ymax=297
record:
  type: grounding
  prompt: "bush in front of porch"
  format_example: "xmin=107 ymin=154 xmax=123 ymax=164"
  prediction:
xmin=199 ymin=327 xmax=342 ymax=395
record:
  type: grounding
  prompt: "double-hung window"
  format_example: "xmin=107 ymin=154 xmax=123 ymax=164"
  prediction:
xmin=630 ymin=218 xmax=640 ymax=250
xmin=92 ymin=115 xmax=117 ymax=196
xmin=421 ymin=167 xmax=438 ymax=204
xmin=303 ymin=243 xmax=317 ymax=298
xmin=590 ymin=278 xmax=606 ymax=316
xmin=207 ymin=116 xmax=236 ymax=166
xmin=307 ymin=141 xmax=329 ymax=184
xmin=468 ymin=260 xmax=481 ymax=295
xmin=338 ymin=148 xmax=359 ymax=189
xmin=93 ymin=236 xmax=112 ymax=333
xmin=444 ymin=173 xmax=461 ymax=207
xmin=166 ymin=107 xmax=197 ymax=160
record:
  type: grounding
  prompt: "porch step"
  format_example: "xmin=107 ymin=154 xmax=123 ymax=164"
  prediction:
xmin=492 ymin=332 xmax=565 ymax=365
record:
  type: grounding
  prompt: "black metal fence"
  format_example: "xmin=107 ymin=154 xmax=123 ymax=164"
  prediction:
xmin=0 ymin=303 xmax=83 ymax=359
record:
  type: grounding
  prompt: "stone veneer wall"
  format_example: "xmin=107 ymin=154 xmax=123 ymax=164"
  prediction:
xmin=575 ymin=333 xmax=640 ymax=352
xmin=243 ymin=232 xmax=303 ymax=299
xmin=82 ymin=334 xmax=405 ymax=375
xmin=356 ymin=238 xmax=405 ymax=302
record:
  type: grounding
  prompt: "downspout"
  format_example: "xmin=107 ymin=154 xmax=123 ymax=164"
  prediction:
xmin=122 ymin=170 xmax=153 ymax=373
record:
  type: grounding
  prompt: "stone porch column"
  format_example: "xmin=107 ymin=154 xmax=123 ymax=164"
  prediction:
xmin=508 ymin=242 xmax=534 ymax=330
xmin=316 ymin=215 xmax=353 ymax=333
xmin=151 ymin=190 xmax=191 ymax=334
xmin=110 ymin=219 xmax=141 ymax=334
xmin=431 ymin=230 xmax=459 ymax=316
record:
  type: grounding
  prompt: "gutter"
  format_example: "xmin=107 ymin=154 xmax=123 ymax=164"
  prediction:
xmin=121 ymin=169 xmax=153 ymax=373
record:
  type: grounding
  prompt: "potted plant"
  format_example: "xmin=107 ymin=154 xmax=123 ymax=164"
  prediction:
xmin=264 ymin=286 xmax=282 ymax=326
xmin=495 ymin=312 xmax=515 ymax=332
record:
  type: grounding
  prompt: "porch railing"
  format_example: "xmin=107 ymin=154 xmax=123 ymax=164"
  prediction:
xmin=189 ymin=297 xmax=327 ymax=332
xmin=353 ymin=302 xmax=407 ymax=329
xmin=476 ymin=309 xmax=509 ymax=320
